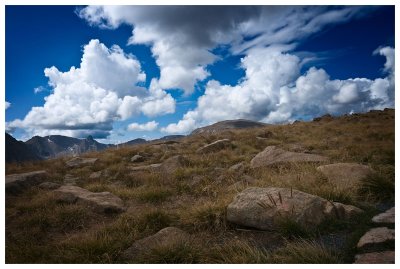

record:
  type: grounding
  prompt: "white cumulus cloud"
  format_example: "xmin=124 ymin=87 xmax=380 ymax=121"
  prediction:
xmin=7 ymin=39 xmax=175 ymax=138
xmin=162 ymin=46 xmax=395 ymax=134
xmin=5 ymin=101 xmax=11 ymax=110
xmin=128 ymin=120 xmax=159 ymax=131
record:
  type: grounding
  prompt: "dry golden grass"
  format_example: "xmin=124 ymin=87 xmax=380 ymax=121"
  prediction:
xmin=5 ymin=108 xmax=394 ymax=263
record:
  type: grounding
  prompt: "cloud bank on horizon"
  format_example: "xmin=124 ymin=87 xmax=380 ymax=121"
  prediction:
xmin=6 ymin=6 xmax=395 ymax=139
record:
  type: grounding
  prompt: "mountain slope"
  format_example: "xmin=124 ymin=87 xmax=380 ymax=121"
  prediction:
xmin=119 ymin=138 xmax=147 ymax=147
xmin=24 ymin=135 xmax=112 ymax=159
xmin=5 ymin=133 xmax=42 ymax=163
xmin=191 ymin=119 xmax=267 ymax=135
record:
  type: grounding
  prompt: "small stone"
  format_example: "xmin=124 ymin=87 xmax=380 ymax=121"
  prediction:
xmin=256 ymin=130 xmax=274 ymax=139
xmin=354 ymin=251 xmax=395 ymax=264
xmin=159 ymin=155 xmax=188 ymax=175
xmin=197 ymin=139 xmax=232 ymax=153
xmin=130 ymin=163 xmax=162 ymax=172
xmin=89 ymin=171 xmax=102 ymax=179
xmin=65 ymin=157 xmax=98 ymax=167
xmin=357 ymin=227 xmax=395 ymax=249
xmin=229 ymin=162 xmax=246 ymax=173
xmin=121 ymin=227 xmax=188 ymax=260
xmin=130 ymin=155 xmax=145 ymax=163
xmin=372 ymin=207 xmax=394 ymax=224
xmin=323 ymin=202 xmax=364 ymax=220
xmin=38 ymin=182 xmax=61 ymax=190
xmin=188 ymin=175 xmax=205 ymax=188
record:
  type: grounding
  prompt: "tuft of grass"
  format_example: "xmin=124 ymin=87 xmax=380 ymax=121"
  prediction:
xmin=56 ymin=229 xmax=121 ymax=263
xmin=275 ymin=217 xmax=310 ymax=238
xmin=137 ymin=187 xmax=173 ymax=204
xmin=358 ymin=167 xmax=394 ymax=202
xmin=208 ymin=240 xmax=270 ymax=263
xmin=180 ymin=199 xmax=231 ymax=233
xmin=49 ymin=210 xmax=176 ymax=263
xmin=267 ymin=239 xmax=340 ymax=264
xmin=134 ymin=237 xmax=201 ymax=263
xmin=191 ymin=204 xmax=227 ymax=232
xmin=139 ymin=210 xmax=175 ymax=232
xmin=311 ymin=187 xmax=354 ymax=205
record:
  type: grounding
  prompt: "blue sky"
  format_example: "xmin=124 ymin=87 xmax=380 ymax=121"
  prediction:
xmin=5 ymin=6 xmax=395 ymax=143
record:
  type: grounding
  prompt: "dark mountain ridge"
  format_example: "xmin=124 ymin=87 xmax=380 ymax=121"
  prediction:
xmin=23 ymin=135 xmax=112 ymax=160
xmin=5 ymin=133 xmax=42 ymax=163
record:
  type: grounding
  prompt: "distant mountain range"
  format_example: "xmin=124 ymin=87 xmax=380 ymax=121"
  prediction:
xmin=5 ymin=119 xmax=268 ymax=163
xmin=24 ymin=135 xmax=112 ymax=159
xmin=191 ymin=119 xmax=267 ymax=135
xmin=5 ymin=133 xmax=185 ymax=163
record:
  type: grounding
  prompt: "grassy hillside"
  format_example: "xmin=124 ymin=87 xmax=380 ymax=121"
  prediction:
xmin=5 ymin=108 xmax=394 ymax=263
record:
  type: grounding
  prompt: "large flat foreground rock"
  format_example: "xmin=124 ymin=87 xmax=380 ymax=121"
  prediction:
xmin=227 ymin=187 xmax=362 ymax=230
xmin=54 ymin=185 xmax=125 ymax=214
xmin=250 ymin=146 xmax=328 ymax=168
xmin=6 ymin=170 xmax=48 ymax=195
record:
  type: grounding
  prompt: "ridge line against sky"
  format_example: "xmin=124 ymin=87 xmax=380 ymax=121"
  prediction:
xmin=4 ymin=5 xmax=395 ymax=143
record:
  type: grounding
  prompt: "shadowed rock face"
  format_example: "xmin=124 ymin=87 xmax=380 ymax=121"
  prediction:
xmin=354 ymin=251 xmax=395 ymax=264
xmin=226 ymin=187 xmax=362 ymax=231
xmin=250 ymin=146 xmax=328 ymax=168
xmin=5 ymin=133 xmax=42 ymax=163
xmin=6 ymin=171 xmax=48 ymax=195
xmin=54 ymin=185 xmax=125 ymax=214
xmin=121 ymin=227 xmax=188 ymax=261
